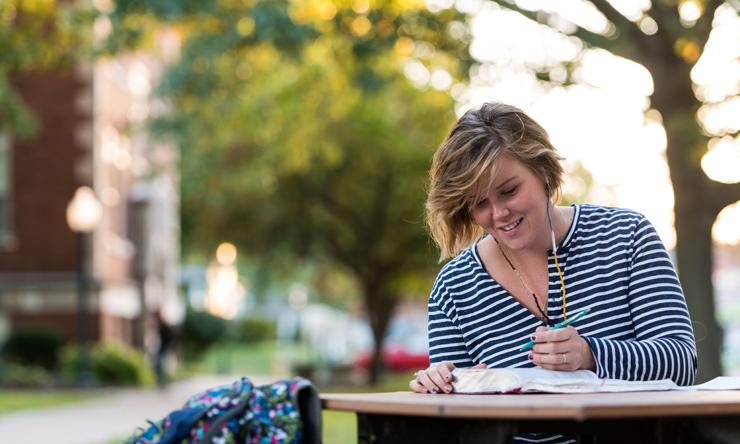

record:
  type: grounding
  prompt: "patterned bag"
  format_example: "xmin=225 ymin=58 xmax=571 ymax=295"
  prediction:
xmin=126 ymin=376 xmax=321 ymax=444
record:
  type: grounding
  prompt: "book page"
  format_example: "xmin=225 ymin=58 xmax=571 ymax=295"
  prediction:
xmin=452 ymin=368 xmax=678 ymax=394
xmin=676 ymin=377 xmax=740 ymax=391
xmin=452 ymin=368 xmax=598 ymax=393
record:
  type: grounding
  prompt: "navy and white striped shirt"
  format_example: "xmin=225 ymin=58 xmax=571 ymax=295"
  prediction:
xmin=428 ymin=204 xmax=697 ymax=386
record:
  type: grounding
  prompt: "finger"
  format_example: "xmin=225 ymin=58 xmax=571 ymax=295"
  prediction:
xmin=428 ymin=367 xmax=453 ymax=393
xmin=409 ymin=378 xmax=428 ymax=393
xmin=417 ymin=369 xmax=450 ymax=394
xmin=439 ymin=360 xmax=456 ymax=371
xmin=437 ymin=363 xmax=455 ymax=385
xmin=538 ymin=352 xmax=569 ymax=367
xmin=532 ymin=341 xmax=569 ymax=354
xmin=415 ymin=371 xmax=437 ymax=393
xmin=540 ymin=326 xmax=578 ymax=342
xmin=532 ymin=326 xmax=548 ymax=342
xmin=472 ymin=363 xmax=487 ymax=369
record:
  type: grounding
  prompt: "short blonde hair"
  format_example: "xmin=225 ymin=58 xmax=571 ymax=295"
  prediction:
xmin=426 ymin=102 xmax=564 ymax=261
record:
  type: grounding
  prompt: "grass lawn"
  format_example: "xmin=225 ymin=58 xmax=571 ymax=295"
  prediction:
xmin=191 ymin=341 xmax=292 ymax=375
xmin=0 ymin=389 xmax=101 ymax=415
xmin=321 ymin=373 xmax=413 ymax=444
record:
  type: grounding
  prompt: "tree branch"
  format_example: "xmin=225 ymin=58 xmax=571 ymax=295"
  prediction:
xmin=492 ymin=1 xmax=637 ymax=57
xmin=710 ymin=180 xmax=740 ymax=213
xmin=588 ymin=0 xmax=644 ymax=44
xmin=570 ymin=24 xmax=639 ymax=58
xmin=695 ymin=0 xmax=725 ymax=49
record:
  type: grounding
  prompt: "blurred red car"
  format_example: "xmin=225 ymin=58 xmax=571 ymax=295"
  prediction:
xmin=353 ymin=311 xmax=429 ymax=372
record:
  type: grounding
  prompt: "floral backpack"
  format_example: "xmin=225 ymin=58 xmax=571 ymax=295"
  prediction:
xmin=126 ymin=376 xmax=321 ymax=444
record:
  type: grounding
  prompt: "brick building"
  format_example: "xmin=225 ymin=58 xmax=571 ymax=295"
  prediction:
xmin=0 ymin=49 xmax=181 ymax=351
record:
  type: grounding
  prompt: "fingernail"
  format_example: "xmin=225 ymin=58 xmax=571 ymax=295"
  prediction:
xmin=445 ymin=385 xmax=452 ymax=393
xmin=431 ymin=387 xmax=439 ymax=393
xmin=527 ymin=353 xmax=533 ymax=361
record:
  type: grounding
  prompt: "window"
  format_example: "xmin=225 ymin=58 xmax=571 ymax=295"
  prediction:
xmin=0 ymin=133 xmax=10 ymax=244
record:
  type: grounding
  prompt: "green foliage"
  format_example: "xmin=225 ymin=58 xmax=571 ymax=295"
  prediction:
xmin=194 ymin=341 xmax=281 ymax=375
xmin=59 ymin=343 xmax=155 ymax=387
xmin=0 ymin=362 xmax=52 ymax=388
xmin=0 ymin=69 xmax=37 ymax=136
xmin=91 ymin=343 xmax=154 ymax=386
xmin=2 ymin=327 xmax=64 ymax=370
xmin=0 ymin=1 xmax=96 ymax=135
xmin=182 ymin=308 xmax=228 ymax=360
xmin=230 ymin=317 xmax=277 ymax=343
xmin=108 ymin=0 xmax=472 ymax=382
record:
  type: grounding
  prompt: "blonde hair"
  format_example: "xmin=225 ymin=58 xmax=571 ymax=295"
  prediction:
xmin=426 ymin=102 xmax=564 ymax=261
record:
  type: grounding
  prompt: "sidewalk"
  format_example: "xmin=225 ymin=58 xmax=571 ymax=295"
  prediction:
xmin=0 ymin=374 xmax=274 ymax=444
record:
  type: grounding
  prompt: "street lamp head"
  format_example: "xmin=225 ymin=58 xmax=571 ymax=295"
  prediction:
xmin=66 ymin=186 xmax=103 ymax=233
xmin=216 ymin=242 xmax=237 ymax=266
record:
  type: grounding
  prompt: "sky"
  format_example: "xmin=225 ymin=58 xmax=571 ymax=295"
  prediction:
xmin=439 ymin=0 xmax=740 ymax=249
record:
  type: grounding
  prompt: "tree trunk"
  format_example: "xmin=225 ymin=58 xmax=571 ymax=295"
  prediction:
xmin=674 ymin=205 xmax=723 ymax=382
xmin=649 ymin=56 xmax=723 ymax=382
xmin=363 ymin=278 xmax=397 ymax=385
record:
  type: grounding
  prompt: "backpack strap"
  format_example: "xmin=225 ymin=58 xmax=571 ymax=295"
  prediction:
xmin=292 ymin=379 xmax=322 ymax=444
xmin=159 ymin=407 xmax=207 ymax=444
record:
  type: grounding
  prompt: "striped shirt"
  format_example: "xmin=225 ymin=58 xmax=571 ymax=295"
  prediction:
xmin=428 ymin=204 xmax=697 ymax=383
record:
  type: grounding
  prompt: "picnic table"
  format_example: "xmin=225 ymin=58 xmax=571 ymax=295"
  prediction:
xmin=321 ymin=390 xmax=740 ymax=443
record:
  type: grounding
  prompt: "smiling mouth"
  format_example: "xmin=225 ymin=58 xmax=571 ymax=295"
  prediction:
xmin=500 ymin=218 xmax=523 ymax=232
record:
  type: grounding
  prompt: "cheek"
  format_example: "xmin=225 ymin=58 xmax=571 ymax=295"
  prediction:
xmin=471 ymin=208 xmax=489 ymax=227
xmin=513 ymin=195 xmax=538 ymax=215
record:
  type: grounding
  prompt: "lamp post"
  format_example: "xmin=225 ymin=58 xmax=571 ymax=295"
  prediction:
xmin=66 ymin=186 xmax=103 ymax=386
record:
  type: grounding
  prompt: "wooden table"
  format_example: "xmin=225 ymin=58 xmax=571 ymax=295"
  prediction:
xmin=321 ymin=390 xmax=740 ymax=443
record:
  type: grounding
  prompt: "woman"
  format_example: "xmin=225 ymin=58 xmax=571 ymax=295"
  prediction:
xmin=411 ymin=102 xmax=696 ymax=401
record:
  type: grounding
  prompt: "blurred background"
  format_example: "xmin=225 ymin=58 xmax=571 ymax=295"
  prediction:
xmin=0 ymin=0 xmax=738 ymax=442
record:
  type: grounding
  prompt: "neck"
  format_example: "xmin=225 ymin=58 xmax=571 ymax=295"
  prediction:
xmin=549 ymin=204 xmax=572 ymax=246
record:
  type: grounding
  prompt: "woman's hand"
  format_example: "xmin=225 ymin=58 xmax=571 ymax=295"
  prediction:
xmin=409 ymin=361 xmax=486 ymax=394
xmin=530 ymin=326 xmax=596 ymax=371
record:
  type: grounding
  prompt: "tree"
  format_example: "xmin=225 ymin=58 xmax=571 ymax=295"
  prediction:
xmin=107 ymin=0 xmax=472 ymax=383
xmin=0 ymin=1 xmax=94 ymax=135
xmin=488 ymin=0 xmax=739 ymax=381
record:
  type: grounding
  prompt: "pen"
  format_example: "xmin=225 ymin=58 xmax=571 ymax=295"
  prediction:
xmin=519 ymin=307 xmax=591 ymax=351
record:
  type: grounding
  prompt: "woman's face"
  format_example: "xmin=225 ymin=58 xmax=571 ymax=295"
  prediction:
xmin=470 ymin=153 xmax=549 ymax=252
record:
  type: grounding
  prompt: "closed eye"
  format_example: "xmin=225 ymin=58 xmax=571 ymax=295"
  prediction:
xmin=501 ymin=186 xmax=517 ymax=196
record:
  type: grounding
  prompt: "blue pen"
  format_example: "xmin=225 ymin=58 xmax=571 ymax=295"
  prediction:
xmin=519 ymin=307 xmax=591 ymax=352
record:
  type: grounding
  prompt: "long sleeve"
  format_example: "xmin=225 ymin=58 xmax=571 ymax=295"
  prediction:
xmin=427 ymin=279 xmax=475 ymax=367
xmin=583 ymin=217 xmax=697 ymax=385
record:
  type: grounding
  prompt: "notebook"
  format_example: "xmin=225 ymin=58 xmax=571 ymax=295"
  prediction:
xmin=451 ymin=368 xmax=679 ymax=394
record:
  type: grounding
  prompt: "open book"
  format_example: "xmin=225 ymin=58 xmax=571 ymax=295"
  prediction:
xmin=451 ymin=368 xmax=678 ymax=394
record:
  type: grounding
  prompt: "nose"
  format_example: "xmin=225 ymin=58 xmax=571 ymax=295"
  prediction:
xmin=492 ymin=203 xmax=510 ymax=221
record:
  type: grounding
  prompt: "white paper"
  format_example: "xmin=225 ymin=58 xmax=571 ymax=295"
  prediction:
xmin=451 ymin=368 xmax=676 ymax=394
xmin=676 ymin=376 xmax=740 ymax=391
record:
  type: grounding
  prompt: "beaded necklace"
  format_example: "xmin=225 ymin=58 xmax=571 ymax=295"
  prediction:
xmin=493 ymin=236 xmax=553 ymax=326
xmin=492 ymin=204 xmax=569 ymax=326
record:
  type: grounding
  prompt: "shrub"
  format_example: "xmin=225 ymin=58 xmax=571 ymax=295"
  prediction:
xmin=59 ymin=345 xmax=82 ymax=384
xmin=59 ymin=343 xmax=155 ymax=387
xmin=230 ymin=317 xmax=276 ymax=343
xmin=92 ymin=343 xmax=154 ymax=386
xmin=182 ymin=308 xmax=227 ymax=360
xmin=2 ymin=327 xmax=64 ymax=370
xmin=0 ymin=362 xmax=52 ymax=388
